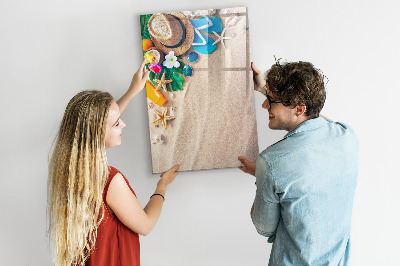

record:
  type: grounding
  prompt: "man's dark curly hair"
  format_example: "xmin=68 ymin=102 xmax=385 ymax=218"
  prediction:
xmin=266 ymin=60 xmax=326 ymax=118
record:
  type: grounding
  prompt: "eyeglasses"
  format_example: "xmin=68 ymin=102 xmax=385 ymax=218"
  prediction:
xmin=266 ymin=94 xmax=282 ymax=108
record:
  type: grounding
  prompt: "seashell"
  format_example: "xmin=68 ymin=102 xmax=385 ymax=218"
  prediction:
xmin=182 ymin=10 xmax=195 ymax=19
xmin=183 ymin=65 xmax=193 ymax=77
xmin=155 ymin=135 xmax=164 ymax=144
xmin=148 ymin=101 xmax=154 ymax=109
xmin=188 ymin=51 xmax=199 ymax=63
xmin=219 ymin=9 xmax=228 ymax=15
xmin=145 ymin=47 xmax=165 ymax=65
xmin=207 ymin=9 xmax=216 ymax=16
xmin=226 ymin=15 xmax=239 ymax=27
xmin=151 ymin=135 xmax=164 ymax=144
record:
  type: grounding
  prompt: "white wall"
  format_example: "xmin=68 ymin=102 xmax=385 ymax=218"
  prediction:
xmin=1 ymin=0 xmax=399 ymax=265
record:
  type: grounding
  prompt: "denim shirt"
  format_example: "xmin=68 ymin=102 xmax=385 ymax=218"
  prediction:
xmin=252 ymin=117 xmax=359 ymax=266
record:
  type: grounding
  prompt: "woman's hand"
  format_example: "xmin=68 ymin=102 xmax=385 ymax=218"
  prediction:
xmin=128 ymin=59 xmax=150 ymax=95
xmin=117 ymin=59 xmax=150 ymax=114
xmin=107 ymin=164 xmax=180 ymax=236
xmin=251 ymin=62 xmax=267 ymax=96
xmin=158 ymin=164 xmax=180 ymax=189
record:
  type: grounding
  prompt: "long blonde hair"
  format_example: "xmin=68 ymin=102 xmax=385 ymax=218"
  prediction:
xmin=48 ymin=90 xmax=113 ymax=265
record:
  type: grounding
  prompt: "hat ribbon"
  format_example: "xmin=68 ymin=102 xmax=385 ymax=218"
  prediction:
xmin=159 ymin=14 xmax=186 ymax=49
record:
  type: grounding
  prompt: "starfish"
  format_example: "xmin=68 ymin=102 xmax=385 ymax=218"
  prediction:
xmin=152 ymin=108 xmax=175 ymax=130
xmin=153 ymin=73 xmax=172 ymax=92
xmin=212 ymin=28 xmax=232 ymax=48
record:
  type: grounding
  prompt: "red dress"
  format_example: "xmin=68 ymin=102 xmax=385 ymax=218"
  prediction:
xmin=86 ymin=166 xmax=140 ymax=266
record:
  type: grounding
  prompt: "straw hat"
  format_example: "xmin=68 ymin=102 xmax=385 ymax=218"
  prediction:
xmin=148 ymin=12 xmax=194 ymax=56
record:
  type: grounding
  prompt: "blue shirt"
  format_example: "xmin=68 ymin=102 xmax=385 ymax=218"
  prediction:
xmin=252 ymin=117 xmax=359 ymax=266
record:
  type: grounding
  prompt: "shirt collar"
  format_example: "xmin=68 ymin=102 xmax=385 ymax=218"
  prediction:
xmin=284 ymin=117 xmax=328 ymax=139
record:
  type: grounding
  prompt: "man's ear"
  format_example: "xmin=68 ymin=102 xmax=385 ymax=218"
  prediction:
xmin=295 ymin=105 xmax=307 ymax=117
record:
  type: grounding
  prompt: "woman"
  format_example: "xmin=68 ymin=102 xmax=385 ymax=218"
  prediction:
xmin=48 ymin=60 xmax=179 ymax=266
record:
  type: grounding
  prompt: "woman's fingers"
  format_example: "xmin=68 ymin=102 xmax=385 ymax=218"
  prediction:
xmin=136 ymin=58 xmax=147 ymax=77
xmin=139 ymin=58 xmax=147 ymax=71
xmin=171 ymin=164 xmax=180 ymax=172
xmin=143 ymin=70 xmax=150 ymax=81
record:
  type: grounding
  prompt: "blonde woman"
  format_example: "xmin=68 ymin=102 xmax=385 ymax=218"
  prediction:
xmin=48 ymin=60 xmax=179 ymax=266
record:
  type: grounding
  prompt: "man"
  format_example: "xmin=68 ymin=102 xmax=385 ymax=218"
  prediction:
xmin=239 ymin=61 xmax=359 ymax=265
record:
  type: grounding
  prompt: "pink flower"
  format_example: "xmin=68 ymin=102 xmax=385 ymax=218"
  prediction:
xmin=149 ymin=63 xmax=162 ymax=73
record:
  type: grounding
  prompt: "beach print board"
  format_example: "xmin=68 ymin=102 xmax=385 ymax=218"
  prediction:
xmin=140 ymin=6 xmax=259 ymax=173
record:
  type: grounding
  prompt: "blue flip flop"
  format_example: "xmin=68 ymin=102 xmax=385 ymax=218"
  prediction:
xmin=190 ymin=15 xmax=222 ymax=33
xmin=190 ymin=31 xmax=216 ymax=54
xmin=189 ymin=15 xmax=222 ymax=54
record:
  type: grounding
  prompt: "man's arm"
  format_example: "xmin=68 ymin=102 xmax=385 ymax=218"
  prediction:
xmin=251 ymin=62 xmax=267 ymax=96
xmin=251 ymin=155 xmax=280 ymax=241
xmin=251 ymin=193 xmax=280 ymax=240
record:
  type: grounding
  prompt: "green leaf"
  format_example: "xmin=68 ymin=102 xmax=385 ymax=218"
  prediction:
xmin=170 ymin=71 xmax=184 ymax=91
xmin=140 ymin=14 xmax=152 ymax=40
xmin=173 ymin=66 xmax=183 ymax=74
xmin=149 ymin=70 xmax=157 ymax=81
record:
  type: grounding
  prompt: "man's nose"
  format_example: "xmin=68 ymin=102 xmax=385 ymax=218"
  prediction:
xmin=262 ymin=99 xmax=270 ymax=109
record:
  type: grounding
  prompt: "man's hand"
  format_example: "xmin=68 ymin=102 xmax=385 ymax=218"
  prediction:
xmin=238 ymin=156 xmax=256 ymax=176
xmin=251 ymin=62 xmax=266 ymax=96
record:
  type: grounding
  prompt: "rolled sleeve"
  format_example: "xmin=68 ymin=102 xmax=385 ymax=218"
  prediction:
xmin=251 ymin=155 xmax=280 ymax=242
